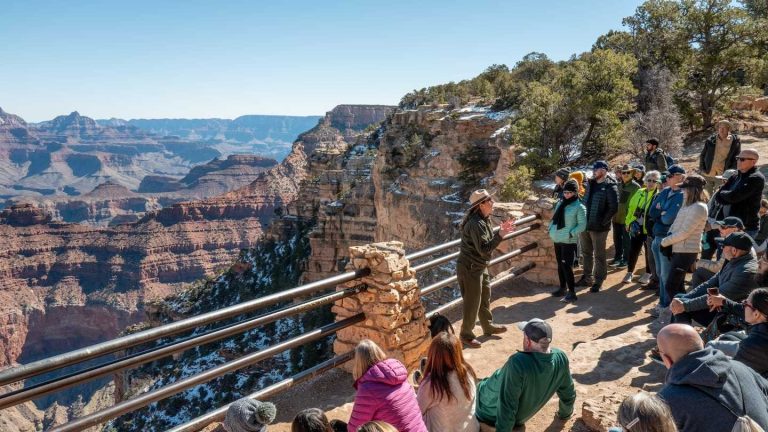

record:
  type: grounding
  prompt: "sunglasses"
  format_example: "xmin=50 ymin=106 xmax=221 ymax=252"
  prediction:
xmin=622 ymin=171 xmax=632 ymax=175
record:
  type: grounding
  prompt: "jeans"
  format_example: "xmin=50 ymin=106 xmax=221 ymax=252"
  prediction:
xmin=627 ymin=233 xmax=647 ymax=273
xmin=580 ymin=230 xmax=609 ymax=283
xmin=652 ymin=236 xmax=672 ymax=305
xmin=612 ymin=222 xmax=627 ymax=261
xmin=555 ymin=243 xmax=578 ymax=293
xmin=691 ymin=267 xmax=716 ymax=290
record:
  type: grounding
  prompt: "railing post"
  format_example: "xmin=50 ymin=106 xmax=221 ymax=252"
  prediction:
xmin=332 ymin=241 xmax=431 ymax=371
xmin=494 ymin=198 xmax=559 ymax=286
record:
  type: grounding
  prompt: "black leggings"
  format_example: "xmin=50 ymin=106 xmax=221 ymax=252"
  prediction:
xmin=666 ymin=252 xmax=698 ymax=300
xmin=555 ymin=243 xmax=578 ymax=293
xmin=627 ymin=233 xmax=647 ymax=273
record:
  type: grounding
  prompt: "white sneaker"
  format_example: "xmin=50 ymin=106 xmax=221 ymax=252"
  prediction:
xmin=622 ymin=272 xmax=633 ymax=284
xmin=638 ymin=273 xmax=651 ymax=285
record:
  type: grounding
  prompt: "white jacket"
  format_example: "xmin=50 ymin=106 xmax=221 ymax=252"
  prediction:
xmin=661 ymin=202 xmax=708 ymax=254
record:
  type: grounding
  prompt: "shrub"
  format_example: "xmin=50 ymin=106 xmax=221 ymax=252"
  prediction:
xmin=499 ymin=166 xmax=534 ymax=202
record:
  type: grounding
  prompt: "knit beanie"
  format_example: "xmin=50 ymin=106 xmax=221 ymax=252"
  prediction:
xmin=563 ymin=179 xmax=579 ymax=194
xmin=223 ymin=398 xmax=277 ymax=432
xmin=555 ymin=168 xmax=571 ymax=182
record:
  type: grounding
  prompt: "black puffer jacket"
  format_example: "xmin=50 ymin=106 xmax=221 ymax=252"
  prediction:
xmin=735 ymin=323 xmax=768 ymax=378
xmin=583 ymin=176 xmax=619 ymax=232
xmin=715 ymin=167 xmax=766 ymax=231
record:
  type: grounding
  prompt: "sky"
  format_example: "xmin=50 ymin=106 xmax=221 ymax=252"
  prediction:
xmin=1 ymin=0 xmax=644 ymax=122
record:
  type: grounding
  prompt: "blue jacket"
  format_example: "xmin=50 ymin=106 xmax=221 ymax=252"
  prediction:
xmin=548 ymin=200 xmax=587 ymax=244
xmin=648 ymin=187 xmax=683 ymax=237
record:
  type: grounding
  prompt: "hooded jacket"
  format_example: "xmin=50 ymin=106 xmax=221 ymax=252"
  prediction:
xmin=659 ymin=346 xmax=768 ymax=432
xmin=735 ymin=322 xmax=768 ymax=378
xmin=347 ymin=359 xmax=428 ymax=432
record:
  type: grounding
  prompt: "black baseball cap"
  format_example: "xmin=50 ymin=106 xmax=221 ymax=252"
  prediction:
xmin=716 ymin=216 xmax=745 ymax=229
xmin=517 ymin=318 xmax=552 ymax=343
xmin=667 ymin=165 xmax=686 ymax=175
xmin=723 ymin=232 xmax=755 ymax=251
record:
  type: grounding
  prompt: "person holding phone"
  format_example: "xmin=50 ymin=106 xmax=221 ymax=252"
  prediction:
xmin=457 ymin=189 xmax=515 ymax=348
xmin=670 ymin=232 xmax=758 ymax=327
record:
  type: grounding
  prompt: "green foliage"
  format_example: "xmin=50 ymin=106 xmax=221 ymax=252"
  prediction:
xmin=499 ymin=166 xmax=534 ymax=202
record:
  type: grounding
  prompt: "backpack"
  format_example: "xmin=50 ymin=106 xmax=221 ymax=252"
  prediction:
xmin=665 ymin=153 xmax=676 ymax=167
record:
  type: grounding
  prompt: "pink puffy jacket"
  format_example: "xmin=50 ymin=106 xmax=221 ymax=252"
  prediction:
xmin=347 ymin=358 xmax=427 ymax=432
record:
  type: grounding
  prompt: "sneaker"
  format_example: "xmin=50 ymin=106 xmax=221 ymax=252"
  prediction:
xmin=560 ymin=292 xmax=578 ymax=303
xmin=648 ymin=304 xmax=660 ymax=318
xmin=622 ymin=272 xmax=633 ymax=284
xmin=614 ymin=259 xmax=628 ymax=268
xmin=551 ymin=288 xmax=566 ymax=297
xmin=575 ymin=277 xmax=594 ymax=287
xmin=589 ymin=282 xmax=602 ymax=293
xmin=638 ymin=273 xmax=651 ymax=285
xmin=649 ymin=347 xmax=664 ymax=365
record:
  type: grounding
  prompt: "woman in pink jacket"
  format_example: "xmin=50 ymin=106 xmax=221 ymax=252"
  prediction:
xmin=347 ymin=340 xmax=427 ymax=432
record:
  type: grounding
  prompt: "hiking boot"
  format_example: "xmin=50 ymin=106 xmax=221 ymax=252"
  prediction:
xmin=589 ymin=282 xmax=602 ymax=293
xmin=461 ymin=337 xmax=482 ymax=348
xmin=575 ymin=277 xmax=594 ymax=287
xmin=560 ymin=292 xmax=578 ymax=303
xmin=551 ymin=288 xmax=567 ymax=297
xmin=483 ymin=325 xmax=508 ymax=336
xmin=641 ymin=280 xmax=659 ymax=291
xmin=622 ymin=272 xmax=633 ymax=284
xmin=638 ymin=273 xmax=651 ymax=285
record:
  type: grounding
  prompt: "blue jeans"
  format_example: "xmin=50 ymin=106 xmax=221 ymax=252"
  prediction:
xmin=651 ymin=236 xmax=672 ymax=307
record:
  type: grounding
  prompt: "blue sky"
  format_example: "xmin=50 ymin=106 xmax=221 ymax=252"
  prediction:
xmin=1 ymin=0 xmax=643 ymax=121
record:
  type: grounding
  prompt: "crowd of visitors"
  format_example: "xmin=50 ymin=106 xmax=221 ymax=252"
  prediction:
xmin=221 ymin=128 xmax=767 ymax=432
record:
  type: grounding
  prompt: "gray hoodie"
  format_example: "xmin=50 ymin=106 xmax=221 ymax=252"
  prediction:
xmin=659 ymin=346 xmax=768 ymax=432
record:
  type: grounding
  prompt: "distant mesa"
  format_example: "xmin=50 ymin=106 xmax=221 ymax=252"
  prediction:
xmin=0 ymin=203 xmax=52 ymax=226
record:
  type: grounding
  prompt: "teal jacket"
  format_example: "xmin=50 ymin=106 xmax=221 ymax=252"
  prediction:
xmin=476 ymin=348 xmax=576 ymax=431
xmin=548 ymin=200 xmax=587 ymax=244
xmin=625 ymin=187 xmax=658 ymax=235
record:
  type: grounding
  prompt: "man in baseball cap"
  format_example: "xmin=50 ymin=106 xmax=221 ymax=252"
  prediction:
xmin=692 ymin=216 xmax=745 ymax=288
xmin=476 ymin=318 xmax=576 ymax=431
xmin=713 ymin=148 xmax=765 ymax=238
xmin=670 ymin=232 xmax=758 ymax=327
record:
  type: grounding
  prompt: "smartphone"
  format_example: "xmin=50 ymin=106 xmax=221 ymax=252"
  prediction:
xmin=707 ymin=287 xmax=719 ymax=296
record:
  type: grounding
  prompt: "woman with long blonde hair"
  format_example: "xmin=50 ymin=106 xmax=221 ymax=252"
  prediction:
xmin=416 ymin=333 xmax=479 ymax=432
xmin=347 ymin=340 xmax=427 ymax=432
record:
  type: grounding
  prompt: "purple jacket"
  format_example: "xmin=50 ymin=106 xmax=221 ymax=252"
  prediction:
xmin=347 ymin=359 xmax=427 ymax=432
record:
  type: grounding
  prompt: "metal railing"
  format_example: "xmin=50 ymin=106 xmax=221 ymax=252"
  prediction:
xmin=1 ymin=212 xmax=541 ymax=432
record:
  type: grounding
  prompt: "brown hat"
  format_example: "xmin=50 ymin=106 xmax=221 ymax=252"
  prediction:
xmin=620 ymin=164 xmax=633 ymax=173
xmin=737 ymin=148 xmax=759 ymax=161
xmin=679 ymin=174 xmax=706 ymax=189
xmin=468 ymin=189 xmax=493 ymax=209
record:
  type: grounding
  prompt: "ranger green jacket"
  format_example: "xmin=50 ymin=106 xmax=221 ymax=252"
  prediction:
xmin=476 ymin=348 xmax=576 ymax=431
xmin=613 ymin=179 xmax=640 ymax=224
xmin=458 ymin=211 xmax=502 ymax=268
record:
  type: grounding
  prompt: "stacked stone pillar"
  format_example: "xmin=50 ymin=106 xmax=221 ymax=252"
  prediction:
xmin=332 ymin=241 xmax=431 ymax=371
xmin=493 ymin=198 xmax=558 ymax=286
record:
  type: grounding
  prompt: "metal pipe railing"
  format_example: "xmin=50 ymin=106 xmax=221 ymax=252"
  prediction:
xmin=426 ymin=262 xmax=536 ymax=318
xmin=0 ymin=268 xmax=371 ymax=387
xmin=49 ymin=314 xmax=365 ymax=432
xmin=411 ymin=223 xmax=539 ymax=274
xmin=167 ymin=351 xmax=355 ymax=432
xmin=0 ymin=286 xmax=363 ymax=409
xmin=404 ymin=214 xmax=538 ymax=261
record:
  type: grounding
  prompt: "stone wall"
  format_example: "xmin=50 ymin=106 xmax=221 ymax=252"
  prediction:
xmin=332 ymin=242 xmax=431 ymax=372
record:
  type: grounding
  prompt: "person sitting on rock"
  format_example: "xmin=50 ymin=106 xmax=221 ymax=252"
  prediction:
xmin=656 ymin=324 xmax=768 ymax=432
xmin=609 ymin=392 xmax=678 ymax=432
xmin=706 ymin=288 xmax=768 ymax=378
xmin=670 ymin=232 xmax=758 ymax=327
xmin=690 ymin=216 xmax=745 ymax=288
xmin=347 ymin=340 xmax=427 ymax=432
xmin=475 ymin=318 xmax=575 ymax=432
xmin=416 ymin=332 xmax=479 ymax=432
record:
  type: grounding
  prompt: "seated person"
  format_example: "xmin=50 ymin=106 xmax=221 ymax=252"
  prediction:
xmin=670 ymin=232 xmax=758 ymax=327
xmin=691 ymin=216 xmax=744 ymax=287
xmin=224 ymin=398 xmax=276 ymax=432
xmin=475 ymin=319 xmax=575 ymax=432
xmin=707 ymin=288 xmax=768 ymax=377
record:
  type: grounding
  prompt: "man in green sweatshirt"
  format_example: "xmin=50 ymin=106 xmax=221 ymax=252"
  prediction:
xmin=475 ymin=318 xmax=576 ymax=431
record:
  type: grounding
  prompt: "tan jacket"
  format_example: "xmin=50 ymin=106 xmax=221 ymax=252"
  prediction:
xmin=661 ymin=202 xmax=708 ymax=254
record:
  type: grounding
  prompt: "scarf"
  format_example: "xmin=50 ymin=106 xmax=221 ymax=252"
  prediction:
xmin=553 ymin=195 xmax=577 ymax=230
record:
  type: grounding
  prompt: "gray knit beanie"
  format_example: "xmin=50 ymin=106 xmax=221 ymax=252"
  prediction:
xmin=223 ymin=398 xmax=277 ymax=432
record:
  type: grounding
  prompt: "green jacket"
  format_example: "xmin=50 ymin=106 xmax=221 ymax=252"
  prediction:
xmin=475 ymin=348 xmax=576 ymax=431
xmin=548 ymin=200 xmax=587 ymax=244
xmin=613 ymin=179 xmax=640 ymax=224
xmin=625 ymin=187 xmax=658 ymax=235
xmin=457 ymin=211 xmax=502 ymax=268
